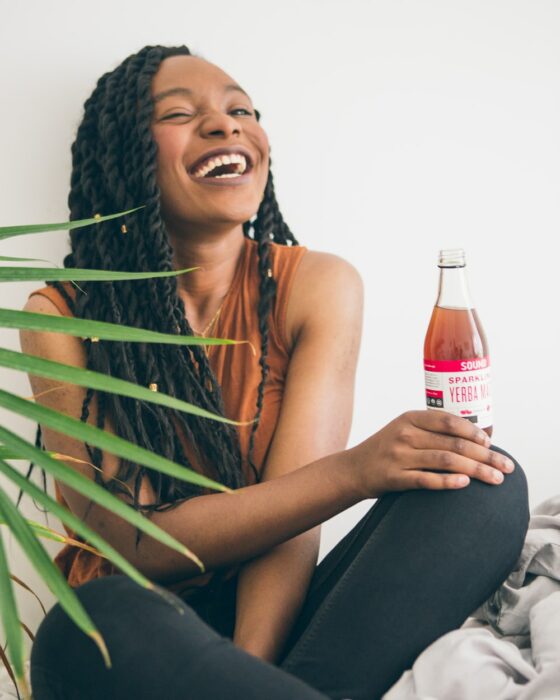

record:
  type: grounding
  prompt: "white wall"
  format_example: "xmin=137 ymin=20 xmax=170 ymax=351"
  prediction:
xmin=1 ymin=0 xmax=559 ymax=642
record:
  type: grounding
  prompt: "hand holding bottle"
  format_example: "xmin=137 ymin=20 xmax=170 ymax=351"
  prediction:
xmin=347 ymin=410 xmax=515 ymax=500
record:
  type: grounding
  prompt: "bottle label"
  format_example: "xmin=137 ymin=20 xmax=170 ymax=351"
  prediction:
xmin=424 ymin=356 xmax=492 ymax=428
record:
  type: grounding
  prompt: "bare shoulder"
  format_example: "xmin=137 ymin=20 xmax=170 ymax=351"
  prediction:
xmin=295 ymin=249 xmax=363 ymax=290
xmin=285 ymin=249 xmax=364 ymax=348
xmin=20 ymin=294 xmax=86 ymax=368
xmin=23 ymin=293 xmax=60 ymax=315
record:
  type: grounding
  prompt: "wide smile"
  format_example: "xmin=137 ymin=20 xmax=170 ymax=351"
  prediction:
xmin=187 ymin=148 xmax=255 ymax=187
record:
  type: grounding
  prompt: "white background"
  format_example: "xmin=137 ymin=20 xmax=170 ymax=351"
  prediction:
xmin=1 ymin=0 xmax=559 ymax=643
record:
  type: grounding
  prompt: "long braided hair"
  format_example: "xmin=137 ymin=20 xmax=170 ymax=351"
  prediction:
xmin=19 ymin=45 xmax=299 ymax=544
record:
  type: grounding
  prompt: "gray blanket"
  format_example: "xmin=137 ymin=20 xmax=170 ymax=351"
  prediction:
xmin=383 ymin=495 xmax=560 ymax=699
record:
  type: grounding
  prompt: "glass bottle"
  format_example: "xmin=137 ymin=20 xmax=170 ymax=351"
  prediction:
xmin=423 ymin=249 xmax=493 ymax=437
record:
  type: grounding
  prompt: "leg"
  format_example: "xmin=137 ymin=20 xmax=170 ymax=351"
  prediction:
xmin=30 ymin=575 xmax=330 ymax=699
xmin=279 ymin=446 xmax=530 ymax=700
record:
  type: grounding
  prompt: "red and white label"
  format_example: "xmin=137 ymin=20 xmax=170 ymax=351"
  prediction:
xmin=424 ymin=356 xmax=492 ymax=428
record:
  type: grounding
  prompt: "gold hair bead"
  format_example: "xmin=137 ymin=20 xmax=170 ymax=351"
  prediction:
xmin=121 ymin=224 xmax=128 ymax=234
xmin=267 ymin=268 xmax=273 ymax=278
xmin=94 ymin=213 xmax=101 ymax=221
xmin=90 ymin=337 xmax=100 ymax=343
xmin=149 ymin=383 xmax=158 ymax=392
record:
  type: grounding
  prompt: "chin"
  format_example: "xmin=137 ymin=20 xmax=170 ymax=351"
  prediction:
xmin=215 ymin=201 xmax=261 ymax=224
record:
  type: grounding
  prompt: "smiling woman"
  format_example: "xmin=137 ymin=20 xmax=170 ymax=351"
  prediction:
xmin=24 ymin=45 xmax=529 ymax=700
xmin=150 ymin=56 xmax=270 ymax=229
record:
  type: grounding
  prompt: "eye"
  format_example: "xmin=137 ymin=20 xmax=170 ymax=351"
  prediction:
xmin=160 ymin=107 xmax=254 ymax=121
xmin=161 ymin=112 xmax=192 ymax=120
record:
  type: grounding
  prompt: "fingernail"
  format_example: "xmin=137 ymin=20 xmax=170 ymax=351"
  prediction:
xmin=493 ymin=470 xmax=504 ymax=483
xmin=504 ymin=459 xmax=515 ymax=472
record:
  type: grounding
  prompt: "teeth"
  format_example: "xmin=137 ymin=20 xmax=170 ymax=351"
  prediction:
xmin=192 ymin=153 xmax=248 ymax=178
xmin=214 ymin=172 xmax=242 ymax=178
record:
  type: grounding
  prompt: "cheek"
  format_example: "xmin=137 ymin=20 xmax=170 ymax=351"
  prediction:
xmin=153 ymin=129 xmax=184 ymax=171
xmin=256 ymin=130 xmax=270 ymax=181
xmin=258 ymin=129 xmax=270 ymax=159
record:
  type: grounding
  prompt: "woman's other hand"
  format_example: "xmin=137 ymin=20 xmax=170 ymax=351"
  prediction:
xmin=348 ymin=410 xmax=515 ymax=499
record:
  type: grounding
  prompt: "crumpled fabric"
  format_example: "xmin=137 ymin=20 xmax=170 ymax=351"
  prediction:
xmin=382 ymin=495 xmax=560 ymax=700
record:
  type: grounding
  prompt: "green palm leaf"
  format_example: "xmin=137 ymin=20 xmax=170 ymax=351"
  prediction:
xmin=0 ymin=308 xmax=244 ymax=348
xmin=0 ymin=515 xmax=99 ymax=558
xmin=0 ymin=529 xmax=29 ymax=699
xmin=3 ymin=517 xmax=70 ymax=546
xmin=0 ymin=447 xmax=24 ymax=460
xmin=0 ymin=203 xmax=244 ymax=682
xmin=0 ymin=266 xmax=198 ymax=283
xmin=0 ymin=487 xmax=113 ymax=670
xmin=0 ymin=207 xmax=144 ymax=241
xmin=0 ymin=457 xmax=199 ymax=587
xmin=0 ymin=347 xmax=248 ymax=426
xmin=0 ymin=391 xmax=232 ymax=493
xmin=0 ymin=434 xmax=206 ymax=572
xmin=0 ymin=445 xmax=66 ymax=465
xmin=0 ymin=255 xmax=53 ymax=263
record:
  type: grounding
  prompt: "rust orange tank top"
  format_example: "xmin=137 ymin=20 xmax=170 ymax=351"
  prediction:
xmin=28 ymin=237 xmax=307 ymax=600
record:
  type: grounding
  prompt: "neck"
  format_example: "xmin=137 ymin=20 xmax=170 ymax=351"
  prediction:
xmin=167 ymin=224 xmax=246 ymax=324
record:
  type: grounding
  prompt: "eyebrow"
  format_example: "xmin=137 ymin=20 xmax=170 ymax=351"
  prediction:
xmin=152 ymin=84 xmax=250 ymax=103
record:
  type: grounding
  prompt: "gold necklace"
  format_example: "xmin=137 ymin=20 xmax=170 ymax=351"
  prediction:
xmin=191 ymin=301 xmax=225 ymax=357
xmin=191 ymin=302 xmax=224 ymax=336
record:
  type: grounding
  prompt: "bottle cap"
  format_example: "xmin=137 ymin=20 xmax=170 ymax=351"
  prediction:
xmin=438 ymin=249 xmax=466 ymax=268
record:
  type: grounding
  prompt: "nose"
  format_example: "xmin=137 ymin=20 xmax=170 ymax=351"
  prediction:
xmin=199 ymin=110 xmax=241 ymax=139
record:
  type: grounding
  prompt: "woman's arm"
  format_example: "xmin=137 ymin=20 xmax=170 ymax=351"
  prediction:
xmin=19 ymin=294 xmax=365 ymax=585
xmin=232 ymin=252 xmax=364 ymax=663
xmin=20 ymin=293 xmax=503 ymax=598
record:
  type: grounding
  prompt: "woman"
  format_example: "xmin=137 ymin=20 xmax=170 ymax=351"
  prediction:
xmin=23 ymin=45 xmax=529 ymax=700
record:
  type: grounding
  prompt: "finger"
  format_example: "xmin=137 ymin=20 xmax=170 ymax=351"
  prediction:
xmin=411 ymin=449 xmax=507 ymax=486
xmin=406 ymin=432 xmax=515 ymax=475
xmin=393 ymin=469 xmax=471 ymax=491
xmin=408 ymin=410 xmax=490 ymax=447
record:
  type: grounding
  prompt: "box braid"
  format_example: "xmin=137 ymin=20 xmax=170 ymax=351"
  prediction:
xmin=244 ymin=167 xmax=299 ymax=477
xmin=20 ymin=45 xmax=300 ymax=541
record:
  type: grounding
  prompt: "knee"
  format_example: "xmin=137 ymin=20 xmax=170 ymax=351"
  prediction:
xmin=490 ymin=445 xmax=530 ymax=532
xmin=31 ymin=575 xmax=207 ymax=677
xmin=31 ymin=576 xmax=148 ymax=668
xmin=414 ymin=444 xmax=530 ymax=575
xmin=31 ymin=575 xmax=226 ymax=698
xmin=470 ymin=444 xmax=530 ymax=570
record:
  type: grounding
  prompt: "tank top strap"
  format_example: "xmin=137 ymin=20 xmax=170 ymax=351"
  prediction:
xmin=28 ymin=283 xmax=76 ymax=317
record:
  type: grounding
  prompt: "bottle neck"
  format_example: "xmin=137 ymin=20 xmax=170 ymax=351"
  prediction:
xmin=436 ymin=265 xmax=473 ymax=309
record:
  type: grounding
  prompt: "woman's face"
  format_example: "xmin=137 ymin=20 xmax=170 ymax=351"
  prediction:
xmin=150 ymin=55 xmax=270 ymax=235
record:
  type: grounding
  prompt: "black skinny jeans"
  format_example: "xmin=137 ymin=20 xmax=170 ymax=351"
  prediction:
xmin=30 ymin=446 xmax=529 ymax=700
